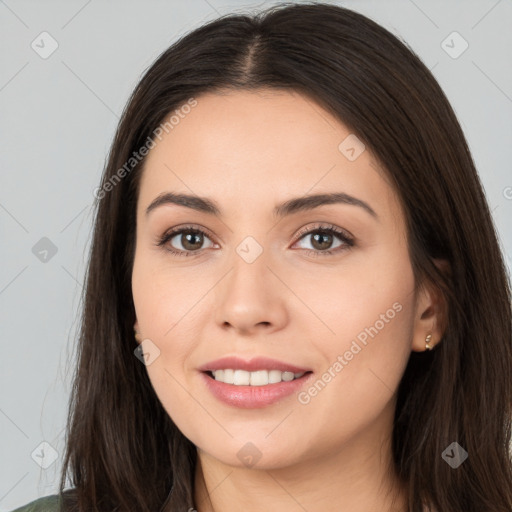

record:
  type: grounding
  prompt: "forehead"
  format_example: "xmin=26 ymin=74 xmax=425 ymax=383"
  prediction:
xmin=137 ymin=89 xmax=401 ymax=225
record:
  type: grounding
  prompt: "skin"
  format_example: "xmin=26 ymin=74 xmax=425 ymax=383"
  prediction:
xmin=131 ymin=89 xmax=446 ymax=512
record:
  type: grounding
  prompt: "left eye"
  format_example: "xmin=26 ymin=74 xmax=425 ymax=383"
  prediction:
xmin=291 ymin=225 xmax=354 ymax=256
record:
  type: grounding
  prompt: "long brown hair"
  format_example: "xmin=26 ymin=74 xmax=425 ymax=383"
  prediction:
xmin=57 ymin=2 xmax=512 ymax=511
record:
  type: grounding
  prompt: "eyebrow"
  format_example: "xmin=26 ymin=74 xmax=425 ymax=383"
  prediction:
xmin=145 ymin=191 xmax=378 ymax=220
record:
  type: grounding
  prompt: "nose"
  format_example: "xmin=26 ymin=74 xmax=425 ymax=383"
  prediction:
xmin=214 ymin=249 xmax=288 ymax=336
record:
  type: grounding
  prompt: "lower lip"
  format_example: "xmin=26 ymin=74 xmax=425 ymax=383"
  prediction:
xmin=200 ymin=371 xmax=314 ymax=409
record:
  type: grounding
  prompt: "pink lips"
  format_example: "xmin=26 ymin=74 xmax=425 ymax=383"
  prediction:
xmin=198 ymin=355 xmax=311 ymax=373
xmin=198 ymin=356 xmax=314 ymax=409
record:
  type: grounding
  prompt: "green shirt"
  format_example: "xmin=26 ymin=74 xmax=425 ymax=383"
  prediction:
xmin=9 ymin=494 xmax=62 ymax=512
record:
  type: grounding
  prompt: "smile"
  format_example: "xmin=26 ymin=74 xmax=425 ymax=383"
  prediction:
xmin=201 ymin=370 xmax=314 ymax=408
xmin=207 ymin=369 xmax=308 ymax=386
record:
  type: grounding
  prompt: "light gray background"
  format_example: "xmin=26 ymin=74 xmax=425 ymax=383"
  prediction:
xmin=1 ymin=0 xmax=511 ymax=509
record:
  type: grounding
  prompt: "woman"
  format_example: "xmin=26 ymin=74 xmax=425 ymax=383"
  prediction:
xmin=11 ymin=2 xmax=512 ymax=511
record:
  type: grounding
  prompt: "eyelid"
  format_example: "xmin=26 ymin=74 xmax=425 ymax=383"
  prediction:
xmin=292 ymin=222 xmax=354 ymax=244
xmin=158 ymin=223 xmax=217 ymax=244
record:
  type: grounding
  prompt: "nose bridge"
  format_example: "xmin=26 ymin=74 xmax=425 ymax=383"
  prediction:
xmin=227 ymin=232 xmax=271 ymax=299
xmin=221 ymin=205 xmax=272 ymax=269
xmin=234 ymin=233 xmax=267 ymax=266
xmin=214 ymin=231 xmax=287 ymax=333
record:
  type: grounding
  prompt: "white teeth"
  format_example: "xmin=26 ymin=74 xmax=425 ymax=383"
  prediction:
xmin=233 ymin=369 xmax=250 ymax=385
xmin=211 ymin=369 xmax=306 ymax=385
xmin=250 ymin=370 xmax=268 ymax=386
xmin=223 ymin=369 xmax=234 ymax=384
xmin=268 ymin=370 xmax=282 ymax=384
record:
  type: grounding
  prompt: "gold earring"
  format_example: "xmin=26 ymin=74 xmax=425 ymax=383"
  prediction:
xmin=425 ymin=334 xmax=433 ymax=351
xmin=134 ymin=329 xmax=142 ymax=343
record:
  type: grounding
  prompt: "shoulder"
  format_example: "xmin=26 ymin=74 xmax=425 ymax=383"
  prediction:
xmin=9 ymin=494 xmax=62 ymax=512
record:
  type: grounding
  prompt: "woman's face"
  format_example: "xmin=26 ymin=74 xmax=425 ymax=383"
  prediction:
xmin=132 ymin=89 xmax=429 ymax=470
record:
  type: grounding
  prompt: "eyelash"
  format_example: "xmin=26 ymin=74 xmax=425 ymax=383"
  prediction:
xmin=156 ymin=223 xmax=355 ymax=258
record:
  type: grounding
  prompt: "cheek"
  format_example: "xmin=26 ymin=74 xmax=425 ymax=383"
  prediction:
xmin=131 ymin=255 xmax=206 ymax=413
xmin=132 ymin=252 xmax=205 ymax=341
xmin=145 ymin=359 xmax=199 ymax=433
xmin=311 ymin=247 xmax=415 ymax=354
xmin=291 ymin=290 xmax=415 ymax=458
xmin=303 ymin=251 xmax=416 ymax=408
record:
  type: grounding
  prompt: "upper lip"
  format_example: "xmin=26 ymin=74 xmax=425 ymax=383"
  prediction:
xmin=198 ymin=356 xmax=312 ymax=373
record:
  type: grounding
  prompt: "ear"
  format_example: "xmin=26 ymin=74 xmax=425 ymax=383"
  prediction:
xmin=133 ymin=319 xmax=141 ymax=344
xmin=411 ymin=259 xmax=449 ymax=352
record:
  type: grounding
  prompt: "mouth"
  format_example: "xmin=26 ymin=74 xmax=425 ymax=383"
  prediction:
xmin=203 ymin=369 xmax=314 ymax=386
xmin=200 ymin=368 xmax=315 ymax=408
